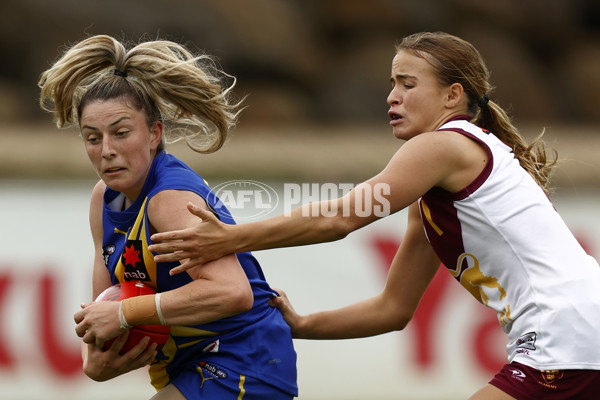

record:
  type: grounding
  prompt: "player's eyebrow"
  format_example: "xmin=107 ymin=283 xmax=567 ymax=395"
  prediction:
xmin=390 ymin=73 xmax=417 ymax=83
xmin=81 ymin=117 xmax=131 ymax=131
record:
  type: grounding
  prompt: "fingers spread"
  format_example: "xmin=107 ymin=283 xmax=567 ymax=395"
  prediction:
xmin=107 ymin=330 xmax=129 ymax=353
xmin=149 ymin=230 xmax=184 ymax=244
xmin=187 ymin=202 xmax=210 ymax=218
xmin=168 ymin=264 xmax=188 ymax=276
xmin=168 ymin=258 xmax=203 ymax=275
xmin=125 ymin=336 xmax=150 ymax=358
xmin=152 ymin=249 xmax=189 ymax=262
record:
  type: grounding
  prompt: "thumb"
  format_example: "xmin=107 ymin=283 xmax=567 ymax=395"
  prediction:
xmin=187 ymin=202 xmax=215 ymax=221
xmin=268 ymin=295 xmax=282 ymax=308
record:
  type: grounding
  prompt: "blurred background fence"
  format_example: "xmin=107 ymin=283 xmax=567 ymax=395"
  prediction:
xmin=0 ymin=1 xmax=599 ymax=399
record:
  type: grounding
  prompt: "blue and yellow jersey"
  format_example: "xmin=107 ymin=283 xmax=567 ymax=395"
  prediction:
xmin=101 ymin=151 xmax=297 ymax=396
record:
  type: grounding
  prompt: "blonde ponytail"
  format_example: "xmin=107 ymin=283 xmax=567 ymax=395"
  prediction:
xmin=39 ymin=35 xmax=243 ymax=154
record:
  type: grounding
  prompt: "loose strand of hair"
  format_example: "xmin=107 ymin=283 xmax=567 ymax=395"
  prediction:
xmin=39 ymin=35 xmax=127 ymax=127
xmin=124 ymin=40 xmax=243 ymax=153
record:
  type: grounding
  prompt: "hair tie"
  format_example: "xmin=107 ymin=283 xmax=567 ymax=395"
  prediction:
xmin=114 ymin=69 xmax=128 ymax=78
xmin=478 ymin=94 xmax=490 ymax=108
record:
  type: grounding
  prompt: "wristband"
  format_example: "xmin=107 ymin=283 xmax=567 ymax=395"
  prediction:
xmin=121 ymin=295 xmax=161 ymax=326
xmin=155 ymin=292 xmax=167 ymax=325
xmin=118 ymin=300 xmax=133 ymax=330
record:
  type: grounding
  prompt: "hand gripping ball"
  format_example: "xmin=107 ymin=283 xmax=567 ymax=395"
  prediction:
xmin=95 ymin=281 xmax=171 ymax=354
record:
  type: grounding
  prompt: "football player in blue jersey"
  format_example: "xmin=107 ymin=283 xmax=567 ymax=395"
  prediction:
xmin=39 ymin=34 xmax=297 ymax=399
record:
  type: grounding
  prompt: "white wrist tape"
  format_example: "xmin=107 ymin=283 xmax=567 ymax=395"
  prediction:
xmin=118 ymin=300 xmax=133 ymax=330
xmin=155 ymin=293 xmax=167 ymax=325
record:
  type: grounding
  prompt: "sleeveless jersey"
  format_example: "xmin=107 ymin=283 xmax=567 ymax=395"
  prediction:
xmin=419 ymin=116 xmax=600 ymax=370
xmin=101 ymin=151 xmax=297 ymax=395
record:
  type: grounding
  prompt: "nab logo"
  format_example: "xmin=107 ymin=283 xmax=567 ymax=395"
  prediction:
xmin=209 ymin=180 xmax=279 ymax=221
xmin=198 ymin=361 xmax=228 ymax=379
xmin=121 ymin=240 xmax=151 ymax=281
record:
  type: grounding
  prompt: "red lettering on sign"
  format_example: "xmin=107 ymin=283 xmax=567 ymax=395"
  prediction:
xmin=474 ymin=310 xmax=506 ymax=372
xmin=370 ymin=236 xmax=451 ymax=368
xmin=369 ymin=235 xmax=505 ymax=374
xmin=0 ymin=273 xmax=15 ymax=367
xmin=39 ymin=271 xmax=83 ymax=377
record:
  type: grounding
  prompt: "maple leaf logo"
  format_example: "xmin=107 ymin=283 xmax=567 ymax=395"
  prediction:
xmin=123 ymin=244 xmax=141 ymax=267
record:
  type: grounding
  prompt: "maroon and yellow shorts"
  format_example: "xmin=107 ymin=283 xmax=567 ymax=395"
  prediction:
xmin=490 ymin=361 xmax=600 ymax=400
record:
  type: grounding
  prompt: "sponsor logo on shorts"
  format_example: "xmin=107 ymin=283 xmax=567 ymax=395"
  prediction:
xmin=197 ymin=361 xmax=228 ymax=379
xmin=202 ymin=339 xmax=220 ymax=353
xmin=196 ymin=361 xmax=228 ymax=389
xmin=539 ymin=369 xmax=564 ymax=389
xmin=510 ymin=368 xmax=526 ymax=382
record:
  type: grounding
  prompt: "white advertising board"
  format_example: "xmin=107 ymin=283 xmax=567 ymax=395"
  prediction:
xmin=0 ymin=180 xmax=598 ymax=400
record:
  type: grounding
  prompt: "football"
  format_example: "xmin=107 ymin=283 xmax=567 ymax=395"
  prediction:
xmin=95 ymin=281 xmax=171 ymax=354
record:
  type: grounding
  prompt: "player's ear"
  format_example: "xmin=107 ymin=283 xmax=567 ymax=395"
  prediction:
xmin=150 ymin=120 xmax=163 ymax=150
xmin=445 ymin=83 xmax=464 ymax=108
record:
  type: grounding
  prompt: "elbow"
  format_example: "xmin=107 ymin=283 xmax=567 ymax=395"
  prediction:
xmin=374 ymin=294 xmax=412 ymax=333
xmin=392 ymin=316 xmax=411 ymax=332
xmin=388 ymin=311 xmax=412 ymax=332
xmin=228 ymin=284 xmax=254 ymax=315
xmin=238 ymin=291 xmax=254 ymax=313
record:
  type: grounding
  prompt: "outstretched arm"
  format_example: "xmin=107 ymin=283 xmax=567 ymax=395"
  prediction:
xmin=269 ymin=204 xmax=440 ymax=339
xmin=149 ymin=185 xmax=381 ymax=275
xmin=149 ymin=130 xmax=481 ymax=275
